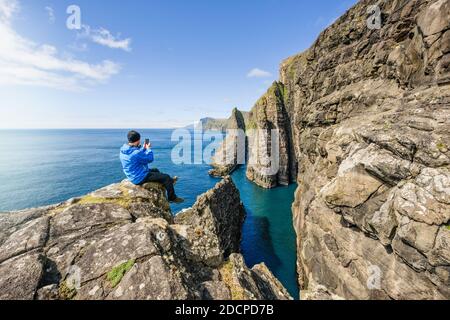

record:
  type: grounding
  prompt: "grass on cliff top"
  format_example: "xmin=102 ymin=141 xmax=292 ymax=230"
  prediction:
xmin=107 ymin=259 xmax=136 ymax=288
xmin=219 ymin=260 xmax=246 ymax=300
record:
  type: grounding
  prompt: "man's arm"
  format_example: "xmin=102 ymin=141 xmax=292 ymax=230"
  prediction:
xmin=138 ymin=147 xmax=154 ymax=164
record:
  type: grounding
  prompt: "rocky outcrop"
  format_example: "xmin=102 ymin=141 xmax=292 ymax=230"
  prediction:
xmin=218 ymin=253 xmax=292 ymax=300
xmin=174 ymin=177 xmax=246 ymax=266
xmin=209 ymin=108 xmax=248 ymax=177
xmin=0 ymin=177 xmax=292 ymax=300
xmin=210 ymin=0 xmax=449 ymax=299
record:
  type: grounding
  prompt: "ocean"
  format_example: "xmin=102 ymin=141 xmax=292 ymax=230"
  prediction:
xmin=0 ymin=129 xmax=298 ymax=298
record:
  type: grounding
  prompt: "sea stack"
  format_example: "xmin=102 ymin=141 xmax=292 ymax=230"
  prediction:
xmin=209 ymin=108 xmax=248 ymax=177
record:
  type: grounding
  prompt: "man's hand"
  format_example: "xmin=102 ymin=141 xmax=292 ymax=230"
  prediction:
xmin=144 ymin=141 xmax=152 ymax=149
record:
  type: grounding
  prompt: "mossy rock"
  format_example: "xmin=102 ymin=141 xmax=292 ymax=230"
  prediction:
xmin=59 ymin=280 xmax=77 ymax=300
xmin=76 ymin=182 xmax=169 ymax=211
xmin=219 ymin=259 xmax=245 ymax=300
xmin=78 ymin=195 xmax=132 ymax=208
xmin=245 ymin=118 xmax=258 ymax=131
xmin=107 ymin=259 xmax=136 ymax=288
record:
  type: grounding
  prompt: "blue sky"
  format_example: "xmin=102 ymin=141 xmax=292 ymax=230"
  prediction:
xmin=0 ymin=0 xmax=357 ymax=128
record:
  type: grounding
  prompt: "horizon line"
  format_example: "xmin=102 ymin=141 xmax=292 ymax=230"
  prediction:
xmin=0 ymin=127 xmax=188 ymax=130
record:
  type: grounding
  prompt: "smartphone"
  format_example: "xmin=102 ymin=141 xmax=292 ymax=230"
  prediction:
xmin=145 ymin=138 xmax=149 ymax=145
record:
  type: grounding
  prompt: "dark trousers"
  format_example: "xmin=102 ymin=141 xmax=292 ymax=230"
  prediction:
xmin=139 ymin=168 xmax=177 ymax=201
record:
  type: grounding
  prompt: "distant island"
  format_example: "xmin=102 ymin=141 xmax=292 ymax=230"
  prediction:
xmin=186 ymin=110 xmax=249 ymax=132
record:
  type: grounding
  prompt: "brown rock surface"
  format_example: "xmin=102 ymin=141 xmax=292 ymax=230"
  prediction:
xmin=282 ymin=0 xmax=450 ymax=299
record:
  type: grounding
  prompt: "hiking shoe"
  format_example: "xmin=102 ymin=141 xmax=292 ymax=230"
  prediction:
xmin=170 ymin=197 xmax=184 ymax=204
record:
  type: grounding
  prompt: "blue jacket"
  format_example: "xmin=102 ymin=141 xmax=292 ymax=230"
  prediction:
xmin=119 ymin=144 xmax=154 ymax=185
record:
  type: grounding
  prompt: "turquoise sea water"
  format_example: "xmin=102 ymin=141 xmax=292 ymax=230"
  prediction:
xmin=0 ymin=129 xmax=298 ymax=297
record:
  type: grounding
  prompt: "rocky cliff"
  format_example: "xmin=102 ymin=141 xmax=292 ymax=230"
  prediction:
xmin=214 ymin=0 xmax=450 ymax=299
xmin=0 ymin=177 xmax=292 ymax=300
xmin=287 ymin=0 xmax=450 ymax=300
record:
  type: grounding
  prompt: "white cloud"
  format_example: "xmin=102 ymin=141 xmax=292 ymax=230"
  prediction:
xmin=0 ymin=0 xmax=121 ymax=90
xmin=79 ymin=25 xmax=132 ymax=52
xmin=45 ymin=6 xmax=54 ymax=24
xmin=69 ymin=41 xmax=89 ymax=52
xmin=0 ymin=0 xmax=18 ymax=21
xmin=247 ymin=68 xmax=272 ymax=78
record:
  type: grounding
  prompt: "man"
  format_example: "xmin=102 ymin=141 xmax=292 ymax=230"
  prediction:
xmin=120 ymin=130 xmax=184 ymax=203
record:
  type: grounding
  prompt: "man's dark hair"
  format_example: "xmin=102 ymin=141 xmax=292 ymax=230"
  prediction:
xmin=127 ymin=130 xmax=141 ymax=143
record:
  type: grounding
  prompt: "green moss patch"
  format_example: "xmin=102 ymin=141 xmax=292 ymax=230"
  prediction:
xmin=107 ymin=259 xmax=136 ymax=288
xmin=78 ymin=195 xmax=132 ymax=208
xmin=245 ymin=118 xmax=258 ymax=131
xmin=59 ymin=280 xmax=77 ymax=300
xmin=436 ymin=140 xmax=447 ymax=153
xmin=219 ymin=260 xmax=245 ymax=300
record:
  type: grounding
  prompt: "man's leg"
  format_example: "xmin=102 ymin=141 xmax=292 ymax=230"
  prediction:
xmin=143 ymin=171 xmax=177 ymax=201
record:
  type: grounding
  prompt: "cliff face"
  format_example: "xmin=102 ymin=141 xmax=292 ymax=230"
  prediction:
xmin=214 ymin=0 xmax=450 ymax=299
xmin=285 ymin=0 xmax=449 ymax=300
xmin=285 ymin=0 xmax=449 ymax=299
xmin=246 ymin=82 xmax=296 ymax=188
xmin=0 ymin=177 xmax=291 ymax=300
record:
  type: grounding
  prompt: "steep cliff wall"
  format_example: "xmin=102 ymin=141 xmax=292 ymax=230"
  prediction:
xmin=214 ymin=0 xmax=449 ymax=299
xmin=0 ymin=177 xmax=292 ymax=300
xmin=283 ymin=0 xmax=450 ymax=299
